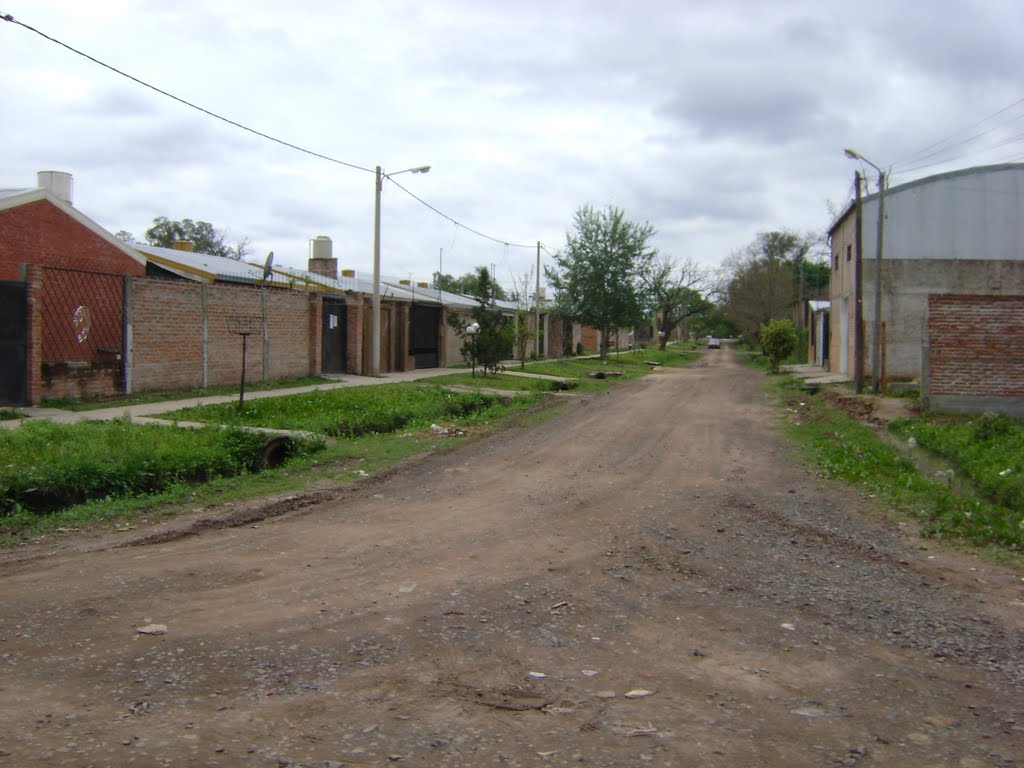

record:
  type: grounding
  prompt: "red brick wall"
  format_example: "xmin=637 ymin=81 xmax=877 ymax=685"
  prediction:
xmin=130 ymin=278 xmax=320 ymax=393
xmin=928 ymin=295 xmax=1024 ymax=397
xmin=0 ymin=199 xmax=144 ymax=280
xmin=130 ymin=279 xmax=205 ymax=391
xmin=25 ymin=265 xmax=43 ymax=404
xmin=346 ymin=301 xmax=363 ymax=374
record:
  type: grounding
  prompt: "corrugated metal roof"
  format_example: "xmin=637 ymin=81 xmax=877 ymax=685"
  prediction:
xmin=272 ymin=264 xmax=360 ymax=294
xmin=137 ymin=244 xmax=295 ymax=287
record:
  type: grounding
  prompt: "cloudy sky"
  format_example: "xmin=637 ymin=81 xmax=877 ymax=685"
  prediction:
xmin=3 ymin=0 xmax=1023 ymax=291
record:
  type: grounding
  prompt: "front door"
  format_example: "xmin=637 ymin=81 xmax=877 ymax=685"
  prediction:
xmin=0 ymin=281 xmax=27 ymax=405
xmin=321 ymin=300 xmax=348 ymax=374
xmin=410 ymin=304 xmax=441 ymax=369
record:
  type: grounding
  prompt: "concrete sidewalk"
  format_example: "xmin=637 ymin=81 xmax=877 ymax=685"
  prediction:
xmin=1 ymin=366 xmax=570 ymax=429
xmin=781 ymin=363 xmax=851 ymax=386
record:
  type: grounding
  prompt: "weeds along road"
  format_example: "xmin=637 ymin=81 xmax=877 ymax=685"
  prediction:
xmin=1 ymin=346 xmax=1022 ymax=768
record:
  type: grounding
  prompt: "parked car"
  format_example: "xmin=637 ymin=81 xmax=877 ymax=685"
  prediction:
xmin=707 ymin=338 xmax=721 ymax=349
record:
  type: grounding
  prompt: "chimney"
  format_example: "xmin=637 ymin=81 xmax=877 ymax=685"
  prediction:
xmin=341 ymin=269 xmax=355 ymax=278
xmin=308 ymin=235 xmax=338 ymax=280
xmin=173 ymin=240 xmax=194 ymax=252
xmin=417 ymin=281 xmax=429 ymax=289
xmin=37 ymin=170 xmax=74 ymax=206
xmin=399 ymin=279 xmax=411 ymax=286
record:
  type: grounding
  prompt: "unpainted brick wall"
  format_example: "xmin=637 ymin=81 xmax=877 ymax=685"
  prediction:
xmin=928 ymin=295 xmax=1024 ymax=397
xmin=129 ymin=278 xmax=319 ymax=392
xmin=0 ymin=199 xmax=145 ymax=281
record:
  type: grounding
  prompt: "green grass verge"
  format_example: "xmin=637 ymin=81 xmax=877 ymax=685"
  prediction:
xmin=162 ymin=383 xmax=533 ymax=437
xmin=889 ymin=413 xmax=1024 ymax=517
xmin=769 ymin=376 xmax=1023 ymax=555
xmin=415 ymin=372 xmax=576 ymax=392
xmin=521 ymin=344 xmax=701 ymax=380
xmin=0 ymin=408 xmax=24 ymax=421
xmin=0 ymin=418 xmax=325 ymax=520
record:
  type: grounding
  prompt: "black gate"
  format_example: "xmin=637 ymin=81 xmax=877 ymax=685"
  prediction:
xmin=0 ymin=281 xmax=28 ymax=405
xmin=321 ymin=299 xmax=348 ymax=374
xmin=410 ymin=303 xmax=441 ymax=369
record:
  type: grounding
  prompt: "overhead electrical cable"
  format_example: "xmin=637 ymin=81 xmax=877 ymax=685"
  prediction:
xmin=1 ymin=12 xmax=535 ymax=252
xmin=891 ymin=96 xmax=1024 ymax=170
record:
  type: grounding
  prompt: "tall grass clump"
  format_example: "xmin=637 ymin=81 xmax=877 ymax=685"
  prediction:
xmin=778 ymin=379 xmax=1023 ymax=552
xmin=890 ymin=413 xmax=1024 ymax=539
xmin=163 ymin=383 xmax=509 ymax=437
xmin=1 ymin=419 xmax=322 ymax=517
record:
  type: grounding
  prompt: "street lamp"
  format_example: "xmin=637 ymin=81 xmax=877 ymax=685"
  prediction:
xmin=844 ymin=148 xmax=887 ymax=394
xmin=372 ymin=164 xmax=431 ymax=376
xmin=465 ymin=322 xmax=480 ymax=377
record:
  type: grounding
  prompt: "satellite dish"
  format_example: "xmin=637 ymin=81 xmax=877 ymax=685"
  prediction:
xmin=262 ymin=251 xmax=274 ymax=281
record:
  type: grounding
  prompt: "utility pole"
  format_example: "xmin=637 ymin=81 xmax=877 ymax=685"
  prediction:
xmin=535 ymin=242 xmax=541 ymax=358
xmin=853 ymin=171 xmax=864 ymax=393
xmin=871 ymin=170 xmax=887 ymax=395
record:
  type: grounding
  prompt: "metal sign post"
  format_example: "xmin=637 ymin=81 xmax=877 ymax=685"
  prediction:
xmin=226 ymin=315 xmax=262 ymax=411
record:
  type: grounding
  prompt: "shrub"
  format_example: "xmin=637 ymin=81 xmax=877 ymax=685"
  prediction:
xmin=760 ymin=319 xmax=797 ymax=373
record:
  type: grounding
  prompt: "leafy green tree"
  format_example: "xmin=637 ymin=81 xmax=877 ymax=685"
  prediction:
xmin=433 ymin=270 xmax=508 ymax=300
xmin=144 ymin=217 xmax=250 ymax=260
xmin=646 ymin=257 xmax=713 ymax=349
xmin=722 ymin=229 xmax=826 ymax=345
xmin=545 ymin=205 xmax=656 ymax=359
xmin=760 ymin=318 xmax=797 ymax=372
xmin=446 ymin=267 xmax=512 ymax=375
xmin=508 ymin=267 xmax=537 ymax=369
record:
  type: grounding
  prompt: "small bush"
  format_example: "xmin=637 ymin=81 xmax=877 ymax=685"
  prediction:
xmin=760 ymin=319 xmax=797 ymax=373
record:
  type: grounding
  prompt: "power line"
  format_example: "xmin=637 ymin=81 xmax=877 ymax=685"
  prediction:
xmin=891 ymin=96 xmax=1024 ymax=170
xmin=0 ymin=13 xmax=375 ymax=175
xmin=1 ymin=12 xmax=535 ymax=253
xmin=387 ymin=176 xmax=534 ymax=248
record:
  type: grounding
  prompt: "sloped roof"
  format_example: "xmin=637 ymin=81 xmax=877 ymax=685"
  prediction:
xmin=0 ymin=187 xmax=145 ymax=266
xmin=137 ymin=244 xmax=296 ymax=287
xmin=271 ymin=264 xmax=361 ymax=294
xmin=828 ymin=161 xmax=1024 ymax=236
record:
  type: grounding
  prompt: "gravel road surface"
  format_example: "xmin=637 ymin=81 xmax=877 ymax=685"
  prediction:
xmin=1 ymin=346 xmax=1021 ymax=767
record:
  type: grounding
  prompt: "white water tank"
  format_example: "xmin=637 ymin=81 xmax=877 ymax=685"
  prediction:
xmin=310 ymin=235 xmax=333 ymax=260
xmin=37 ymin=170 xmax=74 ymax=206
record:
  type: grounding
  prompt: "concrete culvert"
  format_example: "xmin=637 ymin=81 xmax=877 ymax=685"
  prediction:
xmin=260 ymin=435 xmax=294 ymax=468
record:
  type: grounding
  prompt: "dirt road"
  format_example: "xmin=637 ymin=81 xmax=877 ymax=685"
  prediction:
xmin=1 ymin=347 xmax=1022 ymax=767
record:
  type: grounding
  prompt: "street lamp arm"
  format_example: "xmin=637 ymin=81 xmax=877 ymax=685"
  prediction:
xmin=843 ymin=148 xmax=883 ymax=176
xmin=384 ymin=165 xmax=431 ymax=179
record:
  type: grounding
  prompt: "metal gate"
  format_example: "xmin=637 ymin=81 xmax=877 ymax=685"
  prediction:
xmin=321 ymin=299 xmax=348 ymax=373
xmin=410 ymin=303 xmax=441 ymax=369
xmin=0 ymin=281 xmax=27 ymax=405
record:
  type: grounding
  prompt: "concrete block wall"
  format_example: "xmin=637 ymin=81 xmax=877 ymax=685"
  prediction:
xmin=925 ymin=294 xmax=1024 ymax=415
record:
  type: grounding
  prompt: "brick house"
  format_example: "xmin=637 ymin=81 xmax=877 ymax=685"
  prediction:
xmin=0 ymin=171 xmax=146 ymax=404
xmin=828 ymin=163 xmax=1024 ymax=387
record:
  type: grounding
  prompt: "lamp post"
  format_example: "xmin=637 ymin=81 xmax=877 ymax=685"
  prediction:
xmin=465 ymin=322 xmax=480 ymax=377
xmin=372 ymin=164 xmax=431 ymax=376
xmin=844 ymin=148 xmax=887 ymax=394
